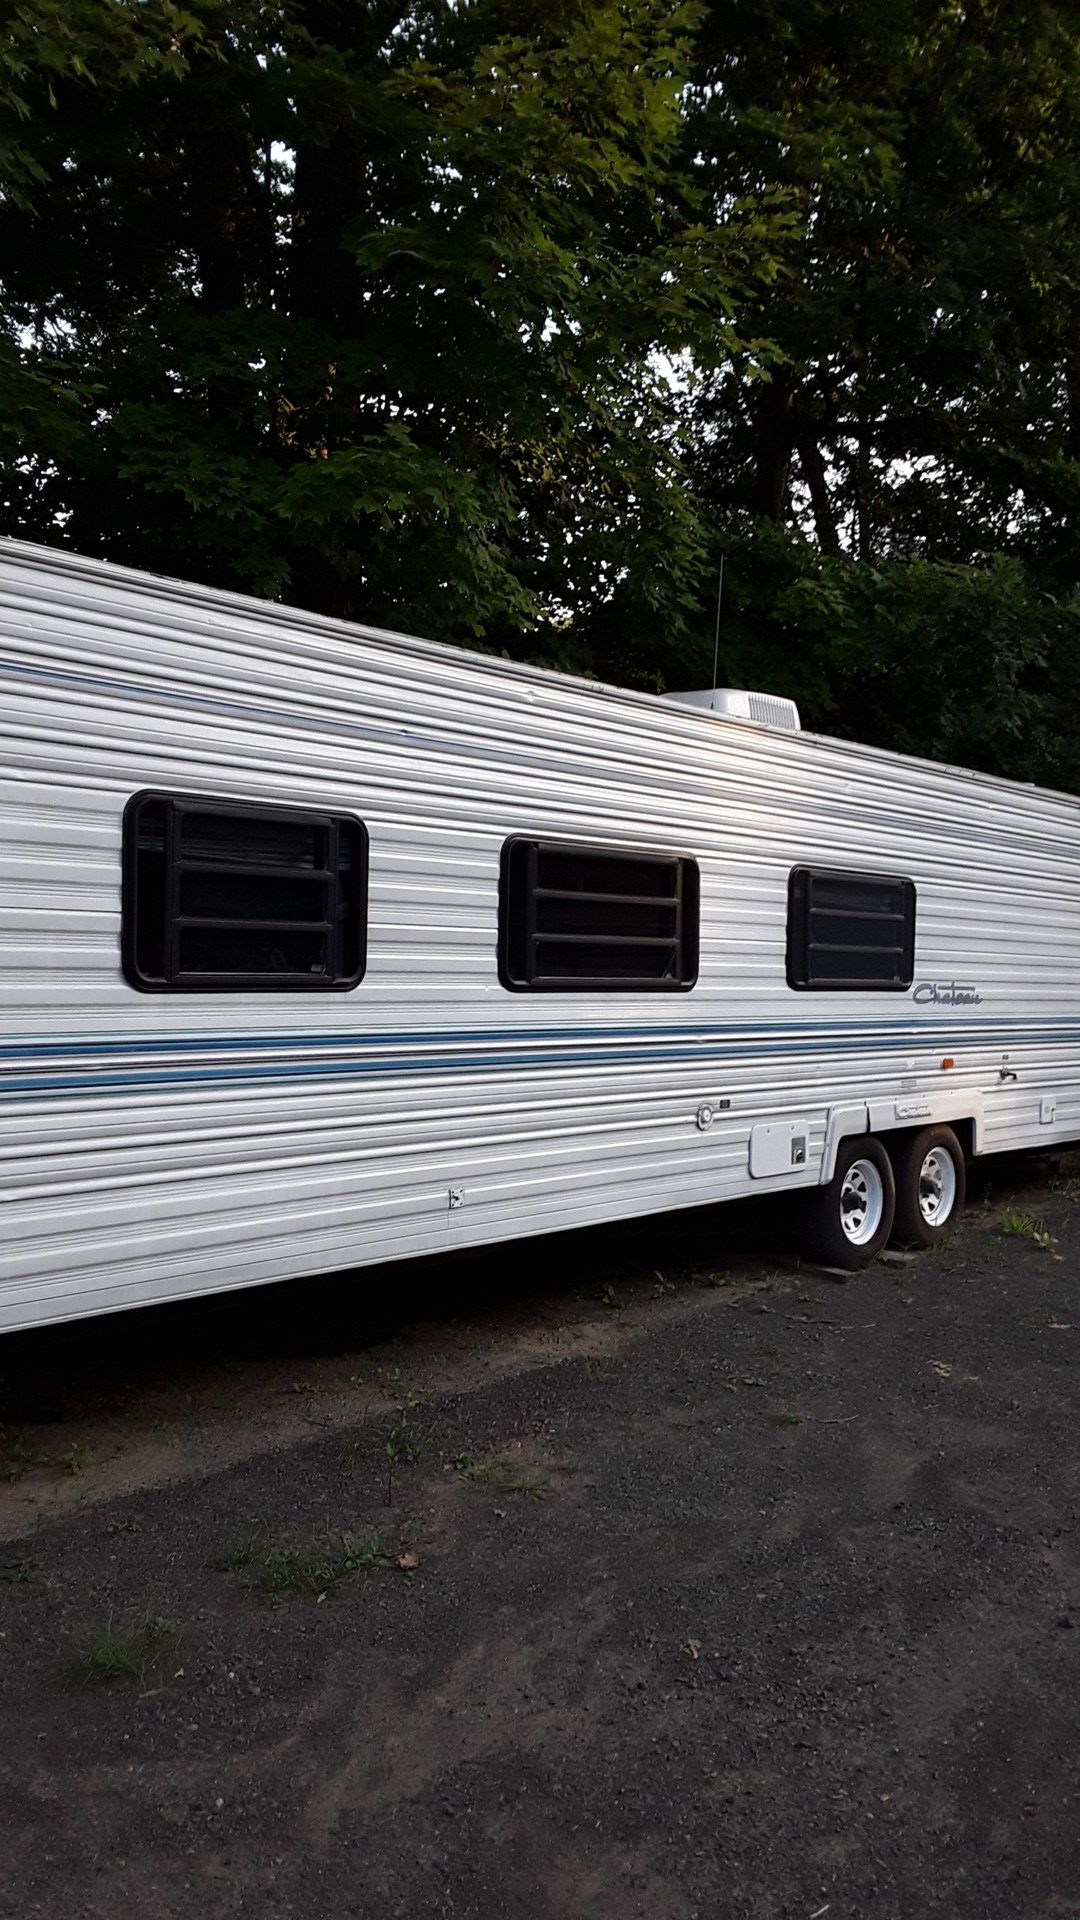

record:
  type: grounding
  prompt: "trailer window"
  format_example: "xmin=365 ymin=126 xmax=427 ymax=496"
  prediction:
xmin=787 ymin=867 xmax=915 ymax=991
xmin=122 ymin=792 xmax=367 ymax=991
xmin=499 ymin=838 xmax=698 ymax=991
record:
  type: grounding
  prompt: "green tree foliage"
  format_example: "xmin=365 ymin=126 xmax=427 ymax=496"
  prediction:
xmin=2 ymin=0 xmax=1080 ymax=788
xmin=683 ymin=522 xmax=1080 ymax=784
xmin=685 ymin=0 xmax=1080 ymax=567
xmin=666 ymin=0 xmax=1080 ymax=786
xmin=0 ymin=0 xmax=205 ymax=469
xmin=0 ymin=0 xmax=780 ymax=648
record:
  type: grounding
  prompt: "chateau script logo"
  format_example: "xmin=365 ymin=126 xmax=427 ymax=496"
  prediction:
xmin=912 ymin=980 xmax=983 ymax=1006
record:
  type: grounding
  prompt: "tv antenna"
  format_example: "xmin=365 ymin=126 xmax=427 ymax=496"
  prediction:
xmin=710 ymin=553 xmax=725 ymax=693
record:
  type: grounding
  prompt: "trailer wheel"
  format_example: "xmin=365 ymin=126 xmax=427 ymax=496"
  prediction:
xmin=799 ymin=1135 xmax=895 ymax=1270
xmin=888 ymin=1125 xmax=966 ymax=1249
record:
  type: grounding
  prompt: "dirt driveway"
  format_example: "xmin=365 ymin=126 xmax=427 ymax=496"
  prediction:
xmin=2 ymin=1154 xmax=1080 ymax=1920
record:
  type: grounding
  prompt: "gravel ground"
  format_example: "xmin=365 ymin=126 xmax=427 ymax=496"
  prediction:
xmin=2 ymin=1153 xmax=1080 ymax=1920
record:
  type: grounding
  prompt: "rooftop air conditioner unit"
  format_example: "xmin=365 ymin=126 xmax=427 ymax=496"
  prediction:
xmin=660 ymin=687 xmax=801 ymax=731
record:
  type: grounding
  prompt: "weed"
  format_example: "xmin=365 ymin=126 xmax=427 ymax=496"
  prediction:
xmin=223 ymin=1531 xmax=391 ymax=1597
xmin=774 ymin=1408 xmax=805 ymax=1427
xmin=337 ymin=1424 xmax=368 ymax=1470
xmin=653 ymin=1265 xmax=717 ymax=1293
xmin=218 ymin=1534 xmax=259 ymax=1574
xmin=384 ymin=1384 xmax=437 ymax=1505
xmin=1 ymin=1429 xmax=45 ymax=1483
xmin=69 ymin=1615 xmax=179 ymax=1686
xmin=2 ymin=1553 xmax=41 ymax=1583
xmin=453 ymin=1452 xmax=543 ymax=1498
xmin=1 ymin=1429 xmax=93 ymax=1482
xmin=1000 ymin=1210 xmax=1058 ymax=1250
xmin=597 ymin=1284 xmax=620 ymax=1309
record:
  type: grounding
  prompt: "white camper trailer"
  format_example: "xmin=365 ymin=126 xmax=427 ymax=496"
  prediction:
xmin=1 ymin=538 xmax=1076 ymax=1334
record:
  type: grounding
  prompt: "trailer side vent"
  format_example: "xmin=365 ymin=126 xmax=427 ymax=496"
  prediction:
xmin=660 ymin=688 xmax=801 ymax=731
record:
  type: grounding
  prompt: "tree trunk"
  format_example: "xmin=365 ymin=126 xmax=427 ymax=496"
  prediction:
xmin=795 ymin=429 xmax=840 ymax=552
xmin=750 ymin=376 xmax=795 ymax=520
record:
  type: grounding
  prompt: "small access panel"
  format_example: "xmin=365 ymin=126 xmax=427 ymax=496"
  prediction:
xmin=749 ymin=1121 xmax=810 ymax=1179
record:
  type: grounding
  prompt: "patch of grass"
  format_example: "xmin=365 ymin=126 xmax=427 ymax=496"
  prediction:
xmin=452 ymin=1452 xmax=543 ymax=1498
xmin=337 ymin=1422 xmax=370 ymax=1470
xmin=774 ymin=1408 xmax=805 ymax=1427
xmin=69 ymin=1615 xmax=179 ymax=1687
xmin=2 ymin=1553 xmax=42 ymax=1583
xmin=1 ymin=1428 xmax=46 ymax=1483
xmin=384 ymin=1383 xmax=438 ymax=1505
xmin=0 ymin=1428 xmax=93 ymax=1483
xmin=1000 ymin=1210 xmax=1058 ymax=1250
xmin=222 ymin=1531 xmax=392 ymax=1597
xmin=582 ymin=1354 xmax=617 ymax=1378
xmin=926 ymin=1249 xmax=968 ymax=1273
xmin=652 ymin=1264 xmax=727 ymax=1294
xmin=219 ymin=1533 xmax=260 ymax=1574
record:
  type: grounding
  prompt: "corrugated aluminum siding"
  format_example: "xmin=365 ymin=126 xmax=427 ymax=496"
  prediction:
xmin=2 ymin=539 xmax=1079 ymax=1330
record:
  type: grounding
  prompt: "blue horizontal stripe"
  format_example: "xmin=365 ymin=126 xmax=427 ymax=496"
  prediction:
xmin=0 ymin=1018 xmax=1076 ymax=1102
xmin=3 ymin=1014 xmax=1079 ymax=1066
xmin=0 ymin=1022 xmax=931 ymax=1063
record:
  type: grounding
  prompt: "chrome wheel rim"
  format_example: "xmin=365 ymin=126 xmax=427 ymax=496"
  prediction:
xmin=840 ymin=1158 xmax=885 ymax=1246
xmin=918 ymin=1147 xmax=957 ymax=1227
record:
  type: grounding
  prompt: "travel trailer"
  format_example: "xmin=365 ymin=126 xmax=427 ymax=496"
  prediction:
xmin=1 ymin=538 xmax=1075 ymax=1333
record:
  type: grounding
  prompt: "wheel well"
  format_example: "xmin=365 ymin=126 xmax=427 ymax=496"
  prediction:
xmin=882 ymin=1116 xmax=974 ymax=1161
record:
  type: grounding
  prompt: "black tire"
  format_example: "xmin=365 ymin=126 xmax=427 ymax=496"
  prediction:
xmin=888 ymin=1124 xmax=966 ymax=1249
xmin=799 ymin=1134 xmax=896 ymax=1270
